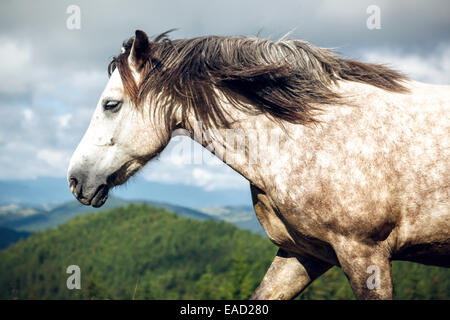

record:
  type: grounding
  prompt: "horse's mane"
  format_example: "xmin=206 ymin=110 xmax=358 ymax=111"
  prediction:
xmin=108 ymin=31 xmax=408 ymax=129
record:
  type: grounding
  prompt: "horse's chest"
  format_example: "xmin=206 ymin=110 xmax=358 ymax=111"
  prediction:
xmin=252 ymin=195 xmax=296 ymax=249
xmin=251 ymin=185 xmax=338 ymax=263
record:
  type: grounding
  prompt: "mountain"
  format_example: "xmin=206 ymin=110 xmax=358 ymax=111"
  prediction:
xmin=0 ymin=204 xmax=276 ymax=299
xmin=198 ymin=205 xmax=265 ymax=235
xmin=0 ymin=197 xmax=215 ymax=232
xmin=0 ymin=197 xmax=264 ymax=237
xmin=0 ymin=204 xmax=448 ymax=300
xmin=0 ymin=203 xmax=44 ymax=226
xmin=0 ymin=177 xmax=252 ymax=208
xmin=0 ymin=227 xmax=31 ymax=250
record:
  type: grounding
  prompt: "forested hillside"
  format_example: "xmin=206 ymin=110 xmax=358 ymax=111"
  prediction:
xmin=0 ymin=204 xmax=448 ymax=299
xmin=0 ymin=227 xmax=30 ymax=250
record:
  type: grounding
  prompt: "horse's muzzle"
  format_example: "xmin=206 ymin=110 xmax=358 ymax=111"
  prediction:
xmin=68 ymin=175 xmax=109 ymax=208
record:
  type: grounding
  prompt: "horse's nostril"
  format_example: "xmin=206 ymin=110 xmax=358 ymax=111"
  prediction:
xmin=69 ymin=177 xmax=79 ymax=196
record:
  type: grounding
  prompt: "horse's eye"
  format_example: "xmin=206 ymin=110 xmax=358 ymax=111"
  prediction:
xmin=103 ymin=100 xmax=122 ymax=112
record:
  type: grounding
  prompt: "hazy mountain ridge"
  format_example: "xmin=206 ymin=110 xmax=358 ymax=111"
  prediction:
xmin=0 ymin=177 xmax=252 ymax=208
xmin=0 ymin=197 xmax=216 ymax=232
xmin=0 ymin=196 xmax=263 ymax=236
xmin=0 ymin=176 xmax=260 ymax=237
xmin=198 ymin=205 xmax=264 ymax=235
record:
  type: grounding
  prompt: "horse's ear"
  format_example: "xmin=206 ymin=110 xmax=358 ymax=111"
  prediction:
xmin=130 ymin=30 xmax=150 ymax=70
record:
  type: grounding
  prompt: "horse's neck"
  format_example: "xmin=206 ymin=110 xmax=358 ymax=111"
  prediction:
xmin=183 ymin=80 xmax=413 ymax=192
xmin=184 ymin=107 xmax=287 ymax=191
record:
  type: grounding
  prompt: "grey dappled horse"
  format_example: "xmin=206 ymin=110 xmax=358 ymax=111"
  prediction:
xmin=68 ymin=30 xmax=449 ymax=299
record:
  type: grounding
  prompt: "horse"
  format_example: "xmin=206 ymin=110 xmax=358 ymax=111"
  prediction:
xmin=67 ymin=30 xmax=449 ymax=300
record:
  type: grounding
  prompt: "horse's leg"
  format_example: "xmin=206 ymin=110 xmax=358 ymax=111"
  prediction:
xmin=333 ymin=241 xmax=393 ymax=300
xmin=250 ymin=248 xmax=332 ymax=300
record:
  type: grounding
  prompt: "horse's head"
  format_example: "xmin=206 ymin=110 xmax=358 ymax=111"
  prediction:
xmin=67 ymin=30 xmax=173 ymax=207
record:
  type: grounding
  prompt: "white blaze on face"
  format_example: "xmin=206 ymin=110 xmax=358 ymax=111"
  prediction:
xmin=67 ymin=66 xmax=166 ymax=207
xmin=69 ymin=69 xmax=127 ymax=177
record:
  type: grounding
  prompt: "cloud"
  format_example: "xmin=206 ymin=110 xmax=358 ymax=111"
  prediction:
xmin=36 ymin=149 xmax=71 ymax=171
xmin=0 ymin=39 xmax=33 ymax=94
xmin=58 ymin=114 xmax=72 ymax=128
xmin=23 ymin=108 xmax=33 ymax=121
xmin=361 ymin=43 xmax=450 ymax=84
xmin=141 ymin=137 xmax=249 ymax=191
xmin=0 ymin=101 xmax=76 ymax=179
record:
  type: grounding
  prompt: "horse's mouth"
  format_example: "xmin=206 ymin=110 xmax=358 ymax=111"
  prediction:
xmin=76 ymin=184 xmax=109 ymax=208
xmin=85 ymin=164 xmax=131 ymax=208
xmin=69 ymin=159 xmax=145 ymax=208
xmin=90 ymin=184 xmax=109 ymax=208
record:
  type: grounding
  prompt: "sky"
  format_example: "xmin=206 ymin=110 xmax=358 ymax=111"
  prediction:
xmin=0 ymin=0 xmax=449 ymax=193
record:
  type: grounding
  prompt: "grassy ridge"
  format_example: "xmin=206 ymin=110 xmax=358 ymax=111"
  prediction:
xmin=0 ymin=204 xmax=448 ymax=299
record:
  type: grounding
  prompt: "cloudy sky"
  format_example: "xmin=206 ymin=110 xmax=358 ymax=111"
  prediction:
xmin=0 ymin=0 xmax=449 ymax=192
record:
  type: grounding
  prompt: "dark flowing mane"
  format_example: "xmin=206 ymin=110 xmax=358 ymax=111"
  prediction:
xmin=108 ymin=31 xmax=409 ymax=129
